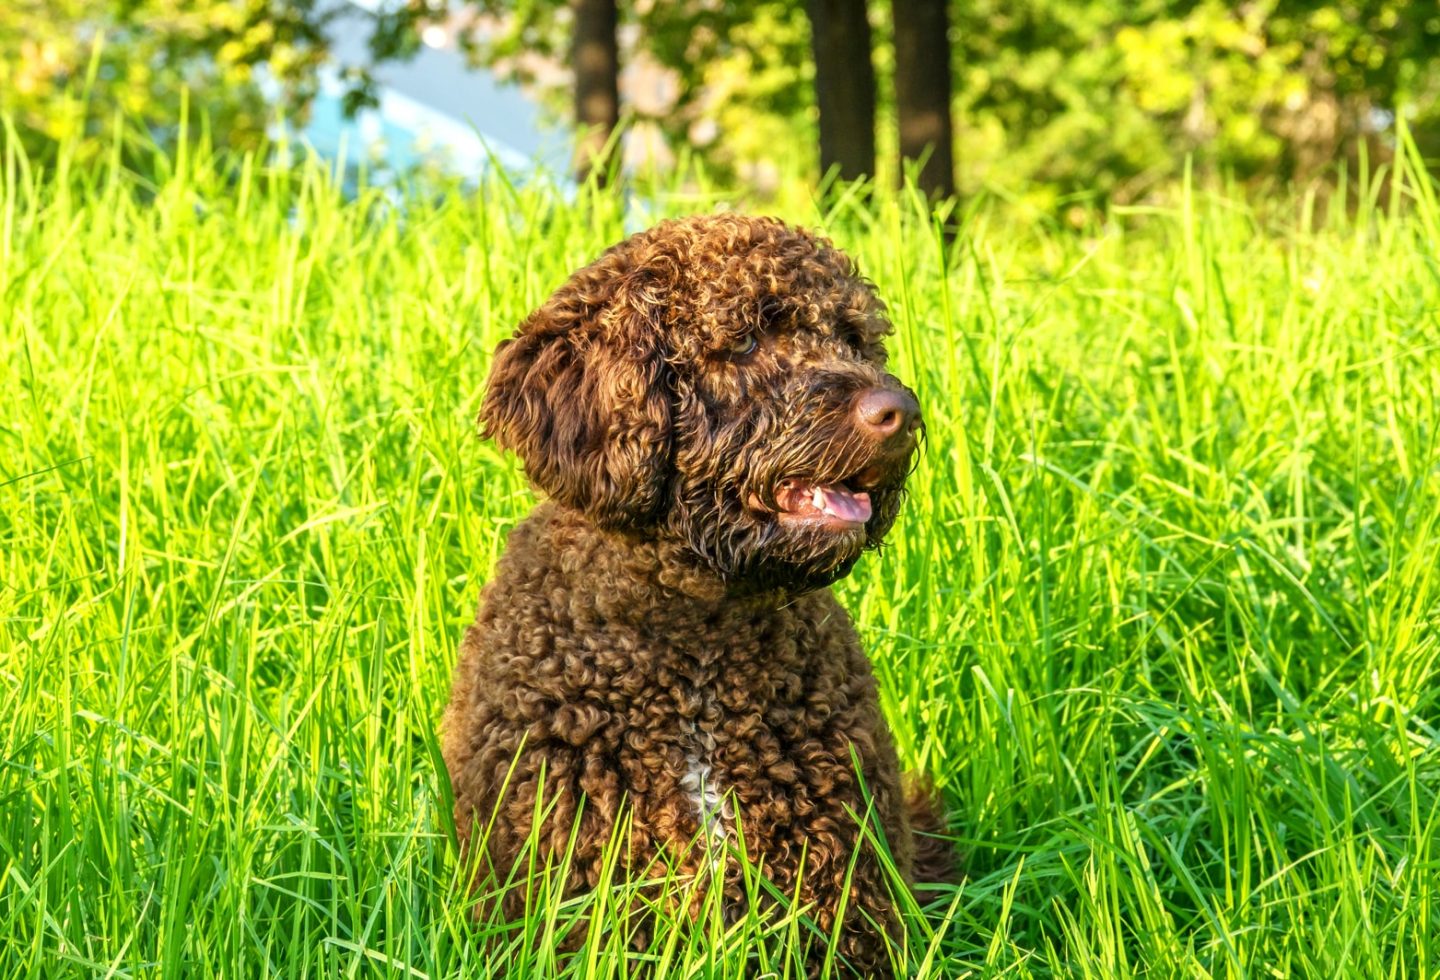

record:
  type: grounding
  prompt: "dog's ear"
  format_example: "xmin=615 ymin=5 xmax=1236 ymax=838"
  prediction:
xmin=481 ymin=269 xmax=672 ymax=528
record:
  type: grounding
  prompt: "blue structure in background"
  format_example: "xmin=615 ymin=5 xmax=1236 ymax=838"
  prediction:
xmin=280 ymin=0 xmax=570 ymax=183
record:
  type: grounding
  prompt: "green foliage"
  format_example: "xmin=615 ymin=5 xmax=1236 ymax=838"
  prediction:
xmin=3 ymin=128 xmax=1440 ymax=975
xmin=0 ymin=0 xmax=427 ymax=170
xmin=956 ymin=0 xmax=1440 ymax=208
xmin=642 ymin=0 xmax=816 ymax=184
xmin=0 ymin=0 xmax=331 ymax=167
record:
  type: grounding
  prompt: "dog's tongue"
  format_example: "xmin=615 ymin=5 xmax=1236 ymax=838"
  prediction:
xmin=813 ymin=484 xmax=872 ymax=523
xmin=771 ymin=477 xmax=869 ymax=523
xmin=773 ymin=478 xmax=873 ymax=525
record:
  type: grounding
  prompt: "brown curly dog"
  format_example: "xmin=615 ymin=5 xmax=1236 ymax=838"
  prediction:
xmin=442 ymin=213 xmax=953 ymax=975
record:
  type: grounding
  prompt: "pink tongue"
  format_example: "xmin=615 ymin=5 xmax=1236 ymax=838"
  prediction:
xmin=817 ymin=485 xmax=872 ymax=523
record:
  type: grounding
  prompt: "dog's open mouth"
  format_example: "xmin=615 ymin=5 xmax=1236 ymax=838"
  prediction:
xmin=772 ymin=474 xmax=874 ymax=529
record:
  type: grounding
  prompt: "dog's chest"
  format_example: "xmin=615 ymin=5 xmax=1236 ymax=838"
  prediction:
xmin=620 ymin=623 xmax=823 ymax=855
xmin=543 ymin=582 xmax=861 ymax=855
xmin=577 ymin=625 xmax=746 ymax=821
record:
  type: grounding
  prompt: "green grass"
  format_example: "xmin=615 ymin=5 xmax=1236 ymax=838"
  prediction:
xmin=2 ymin=124 xmax=1439 ymax=977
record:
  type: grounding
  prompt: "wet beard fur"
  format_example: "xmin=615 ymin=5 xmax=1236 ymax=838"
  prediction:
xmin=666 ymin=375 xmax=917 ymax=595
xmin=668 ymin=487 xmax=905 ymax=596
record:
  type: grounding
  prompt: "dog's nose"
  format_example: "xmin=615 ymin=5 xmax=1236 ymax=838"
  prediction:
xmin=852 ymin=387 xmax=921 ymax=443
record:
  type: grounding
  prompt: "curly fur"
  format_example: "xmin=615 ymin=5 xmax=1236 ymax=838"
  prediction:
xmin=442 ymin=214 xmax=954 ymax=975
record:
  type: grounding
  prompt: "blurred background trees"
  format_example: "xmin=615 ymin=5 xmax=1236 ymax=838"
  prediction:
xmin=1 ymin=0 xmax=324 ymax=167
xmin=3 ymin=0 xmax=1438 ymax=208
xmin=0 ymin=0 xmax=424 ymax=169
xmin=569 ymin=0 xmax=619 ymax=180
xmin=894 ymin=0 xmax=955 ymax=199
xmin=806 ymin=0 xmax=878 ymax=184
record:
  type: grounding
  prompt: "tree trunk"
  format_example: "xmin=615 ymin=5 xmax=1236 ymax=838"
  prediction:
xmin=571 ymin=0 xmax=619 ymax=183
xmin=806 ymin=0 xmax=876 ymax=182
xmin=893 ymin=0 xmax=954 ymax=198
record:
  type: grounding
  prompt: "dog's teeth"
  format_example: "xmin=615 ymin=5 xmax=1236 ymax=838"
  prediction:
xmin=812 ymin=487 xmax=824 ymax=511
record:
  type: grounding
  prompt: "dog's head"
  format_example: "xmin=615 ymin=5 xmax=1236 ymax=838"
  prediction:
xmin=482 ymin=214 xmax=922 ymax=593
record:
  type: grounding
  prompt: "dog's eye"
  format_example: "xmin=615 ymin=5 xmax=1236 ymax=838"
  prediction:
xmin=726 ymin=335 xmax=758 ymax=358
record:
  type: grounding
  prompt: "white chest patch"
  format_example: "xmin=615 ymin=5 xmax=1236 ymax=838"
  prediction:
xmin=680 ymin=727 xmax=732 ymax=864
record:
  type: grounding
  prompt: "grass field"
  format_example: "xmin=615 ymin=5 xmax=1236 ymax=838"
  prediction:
xmin=2 ymin=129 xmax=1439 ymax=977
